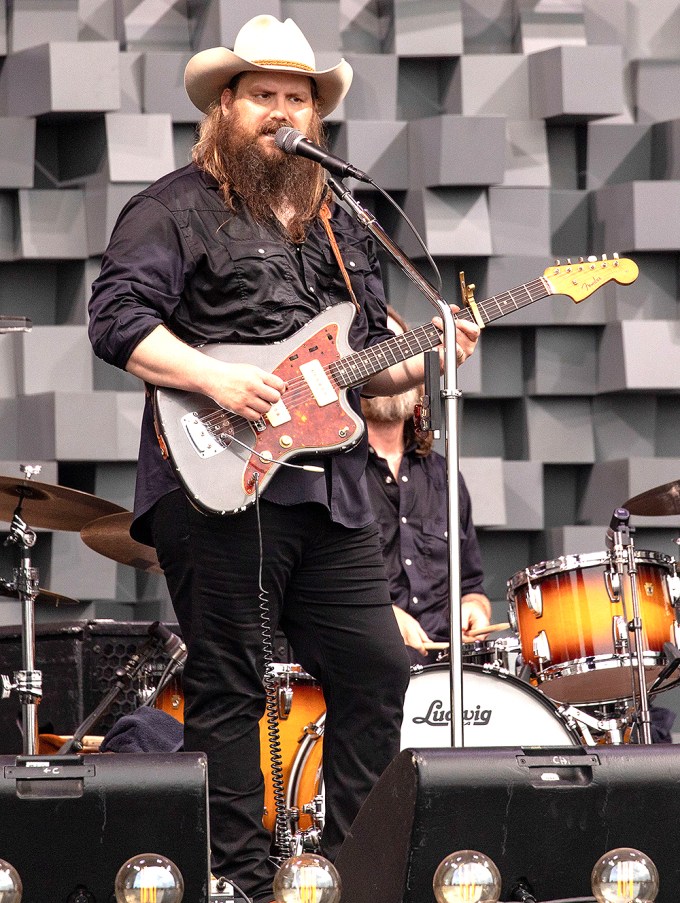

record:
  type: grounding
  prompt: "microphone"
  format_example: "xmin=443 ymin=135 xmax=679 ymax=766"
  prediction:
xmin=148 ymin=621 xmax=188 ymax=666
xmin=275 ymin=126 xmax=371 ymax=183
xmin=605 ymin=507 xmax=630 ymax=550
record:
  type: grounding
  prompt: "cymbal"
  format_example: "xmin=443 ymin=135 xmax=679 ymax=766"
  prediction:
xmin=624 ymin=480 xmax=680 ymax=517
xmin=80 ymin=512 xmax=162 ymax=574
xmin=0 ymin=475 xmax=126 ymax=532
xmin=0 ymin=579 xmax=81 ymax=607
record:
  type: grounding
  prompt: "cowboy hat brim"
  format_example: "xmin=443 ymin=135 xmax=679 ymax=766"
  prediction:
xmin=184 ymin=46 xmax=353 ymax=119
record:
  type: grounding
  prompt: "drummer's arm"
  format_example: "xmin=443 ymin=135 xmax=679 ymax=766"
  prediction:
xmin=461 ymin=593 xmax=492 ymax=643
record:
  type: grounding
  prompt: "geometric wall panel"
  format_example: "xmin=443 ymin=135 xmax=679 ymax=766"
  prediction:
xmin=105 ymin=113 xmax=175 ymax=182
xmin=591 ymin=180 xmax=680 ymax=251
xmin=598 ymin=321 xmax=680 ymax=391
xmin=0 ymin=41 xmax=121 ymax=116
xmin=633 ymin=59 xmax=680 ymax=123
xmin=8 ymin=0 xmax=79 ymax=53
xmin=453 ymin=54 xmax=531 ymax=118
xmin=18 ymin=189 xmax=88 ymax=259
xmin=397 ymin=188 xmax=492 ymax=257
xmin=334 ymin=120 xmax=409 ymax=190
xmin=459 ymin=456 xmax=506 ymax=527
xmin=407 ymin=115 xmax=506 ymax=188
xmin=0 ymin=0 xmax=676 ymax=735
xmin=393 ymin=0 xmax=463 ymax=57
xmin=528 ymin=44 xmax=624 ymax=122
xmin=502 ymin=118 xmax=550 ymax=187
xmin=0 ymin=118 xmax=36 ymax=188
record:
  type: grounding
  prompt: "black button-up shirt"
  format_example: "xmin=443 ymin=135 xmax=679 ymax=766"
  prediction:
xmin=365 ymin=445 xmax=486 ymax=643
xmin=88 ymin=163 xmax=393 ymax=542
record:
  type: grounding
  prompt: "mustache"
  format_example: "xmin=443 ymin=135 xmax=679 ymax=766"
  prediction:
xmin=259 ymin=120 xmax=293 ymax=137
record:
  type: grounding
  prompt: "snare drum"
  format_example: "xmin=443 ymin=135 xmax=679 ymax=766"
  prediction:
xmin=286 ymin=664 xmax=579 ymax=828
xmin=508 ymin=550 xmax=680 ymax=704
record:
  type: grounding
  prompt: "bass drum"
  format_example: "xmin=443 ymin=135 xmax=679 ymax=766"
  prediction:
xmin=286 ymin=663 xmax=580 ymax=824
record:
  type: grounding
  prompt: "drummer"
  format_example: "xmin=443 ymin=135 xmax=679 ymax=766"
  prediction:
xmin=362 ymin=307 xmax=492 ymax=665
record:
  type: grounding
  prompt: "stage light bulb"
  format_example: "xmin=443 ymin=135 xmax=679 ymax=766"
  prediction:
xmin=0 ymin=860 xmax=22 ymax=903
xmin=114 ymin=854 xmax=184 ymax=903
xmin=433 ymin=850 xmax=502 ymax=903
xmin=591 ymin=848 xmax=659 ymax=903
xmin=272 ymin=853 xmax=341 ymax=903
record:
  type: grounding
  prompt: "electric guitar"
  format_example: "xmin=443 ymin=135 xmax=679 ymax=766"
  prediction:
xmin=154 ymin=256 xmax=638 ymax=515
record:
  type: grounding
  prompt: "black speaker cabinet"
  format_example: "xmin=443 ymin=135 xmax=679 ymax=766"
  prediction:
xmin=0 ymin=751 xmax=210 ymax=902
xmin=336 ymin=745 xmax=680 ymax=903
xmin=0 ymin=620 xmax=180 ymax=751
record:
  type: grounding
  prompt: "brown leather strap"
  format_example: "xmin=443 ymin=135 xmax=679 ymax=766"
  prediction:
xmin=319 ymin=203 xmax=360 ymax=313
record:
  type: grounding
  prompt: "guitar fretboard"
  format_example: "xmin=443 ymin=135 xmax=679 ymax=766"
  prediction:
xmin=330 ymin=277 xmax=550 ymax=388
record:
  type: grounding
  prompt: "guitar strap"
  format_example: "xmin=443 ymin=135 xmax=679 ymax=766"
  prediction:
xmin=319 ymin=203 xmax=361 ymax=314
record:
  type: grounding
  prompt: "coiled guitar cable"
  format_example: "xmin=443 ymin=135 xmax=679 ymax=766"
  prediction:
xmin=253 ymin=474 xmax=295 ymax=862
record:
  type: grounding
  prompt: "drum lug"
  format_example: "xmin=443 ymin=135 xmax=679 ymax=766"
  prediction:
xmin=611 ymin=615 xmax=629 ymax=655
xmin=507 ymin=604 xmax=517 ymax=633
xmin=604 ymin=565 xmax=621 ymax=602
xmin=278 ymin=684 xmax=294 ymax=720
xmin=525 ymin=570 xmax=543 ymax=617
xmin=532 ymin=630 xmax=551 ymax=664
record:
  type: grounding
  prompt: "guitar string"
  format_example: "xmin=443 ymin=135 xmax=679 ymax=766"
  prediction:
xmin=196 ymin=279 xmax=550 ymax=437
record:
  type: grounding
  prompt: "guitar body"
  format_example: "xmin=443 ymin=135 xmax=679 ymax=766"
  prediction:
xmin=154 ymin=302 xmax=364 ymax=514
xmin=153 ymin=255 xmax=639 ymax=515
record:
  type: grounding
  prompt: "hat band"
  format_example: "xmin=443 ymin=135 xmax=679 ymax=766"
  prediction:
xmin=252 ymin=58 xmax=315 ymax=73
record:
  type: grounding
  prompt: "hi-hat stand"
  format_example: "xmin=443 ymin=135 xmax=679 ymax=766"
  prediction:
xmin=2 ymin=465 xmax=43 ymax=755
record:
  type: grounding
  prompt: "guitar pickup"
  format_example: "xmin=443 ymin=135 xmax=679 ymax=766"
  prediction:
xmin=181 ymin=413 xmax=226 ymax=459
xmin=299 ymin=359 xmax=338 ymax=407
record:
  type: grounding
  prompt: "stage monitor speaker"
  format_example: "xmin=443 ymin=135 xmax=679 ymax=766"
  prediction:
xmin=335 ymin=745 xmax=680 ymax=903
xmin=0 ymin=751 xmax=210 ymax=903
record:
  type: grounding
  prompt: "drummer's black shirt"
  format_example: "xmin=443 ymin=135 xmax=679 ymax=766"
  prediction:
xmin=365 ymin=445 xmax=486 ymax=643
xmin=88 ymin=163 xmax=393 ymax=543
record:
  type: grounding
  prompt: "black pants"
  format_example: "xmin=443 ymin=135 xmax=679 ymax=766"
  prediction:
xmin=151 ymin=491 xmax=410 ymax=903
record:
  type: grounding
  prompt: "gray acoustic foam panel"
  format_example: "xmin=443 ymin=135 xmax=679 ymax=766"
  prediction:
xmin=0 ymin=1 xmax=677 ymax=699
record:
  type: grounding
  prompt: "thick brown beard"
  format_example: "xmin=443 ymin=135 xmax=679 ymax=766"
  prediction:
xmin=216 ymin=109 xmax=328 ymax=241
xmin=362 ymin=386 xmax=423 ymax=424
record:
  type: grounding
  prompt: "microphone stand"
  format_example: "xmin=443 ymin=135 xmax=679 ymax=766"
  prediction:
xmin=327 ymin=177 xmax=465 ymax=747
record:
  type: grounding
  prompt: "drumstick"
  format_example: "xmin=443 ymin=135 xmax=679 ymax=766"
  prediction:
xmin=421 ymin=622 xmax=511 ymax=650
xmin=467 ymin=621 xmax=510 ymax=638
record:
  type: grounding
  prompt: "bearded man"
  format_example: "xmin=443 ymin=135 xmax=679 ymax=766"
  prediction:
xmin=362 ymin=308 xmax=491 ymax=666
xmin=88 ymin=14 xmax=479 ymax=903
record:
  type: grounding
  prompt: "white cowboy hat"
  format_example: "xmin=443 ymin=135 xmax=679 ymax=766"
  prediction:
xmin=184 ymin=14 xmax=353 ymax=119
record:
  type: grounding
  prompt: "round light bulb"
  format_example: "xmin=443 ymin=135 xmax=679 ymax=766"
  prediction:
xmin=114 ymin=854 xmax=184 ymax=903
xmin=0 ymin=860 xmax=22 ymax=903
xmin=591 ymin=848 xmax=659 ymax=903
xmin=273 ymin=853 xmax=341 ymax=903
xmin=433 ymin=850 xmax=502 ymax=903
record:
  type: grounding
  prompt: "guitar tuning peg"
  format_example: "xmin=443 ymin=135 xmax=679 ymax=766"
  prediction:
xmin=587 ymin=255 xmax=597 ymax=262
xmin=567 ymin=258 xmax=572 ymax=264
xmin=578 ymin=257 xmax=584 ymax=263
xmin=555 ymin=259 xmax=561 ymax=266
xmin=613 ymin=252 xmax=620 ymax=259
xmin=601 ymin=253 xmax=607 ymax=261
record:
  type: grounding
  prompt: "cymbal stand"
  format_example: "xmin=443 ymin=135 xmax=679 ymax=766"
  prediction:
xmin=3 ymin=467 xmax=43 ymax=756
xmin=608 ymin=509 xmax=653 ymax=745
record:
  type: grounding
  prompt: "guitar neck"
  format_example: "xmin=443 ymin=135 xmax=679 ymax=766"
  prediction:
xmin=331 ymin=276 xmax=551 ymax=389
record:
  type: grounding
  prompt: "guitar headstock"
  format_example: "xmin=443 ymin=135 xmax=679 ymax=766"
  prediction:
xmin=543 ymin=255 xmax=639 ymax=303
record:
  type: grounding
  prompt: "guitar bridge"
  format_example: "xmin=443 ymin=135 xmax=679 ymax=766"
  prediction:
xmin=181 ymin=412 xmax=228 ymax=459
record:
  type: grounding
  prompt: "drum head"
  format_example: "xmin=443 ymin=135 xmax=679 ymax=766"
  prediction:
xmin=400 ymin=664 xmax=579 ymax=748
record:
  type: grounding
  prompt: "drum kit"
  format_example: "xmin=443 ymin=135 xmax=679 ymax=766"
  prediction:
xmin=1 ymin=452 xmax=680 ymax=857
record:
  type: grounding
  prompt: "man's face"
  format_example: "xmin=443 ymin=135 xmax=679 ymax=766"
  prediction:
xmin=220 ymin=71 xmax=316 ymax=154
